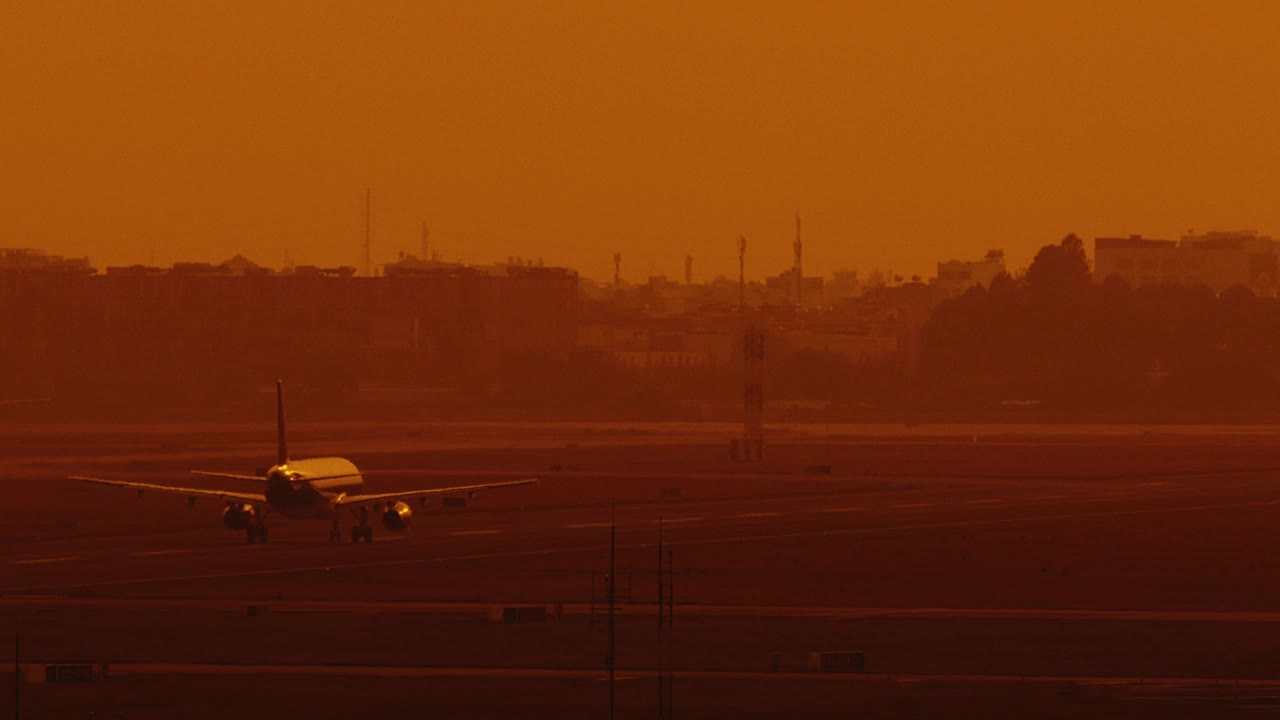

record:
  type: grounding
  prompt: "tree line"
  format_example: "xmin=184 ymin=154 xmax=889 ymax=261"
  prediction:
xmin=918 ymin=234 xmax=1280 ymax=419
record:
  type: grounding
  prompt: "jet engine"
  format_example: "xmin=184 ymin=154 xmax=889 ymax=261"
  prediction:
xmin=381 ymin=501 xmax=412 ymax=531
xmin=222 ymin=503 xmax=257 ymax=531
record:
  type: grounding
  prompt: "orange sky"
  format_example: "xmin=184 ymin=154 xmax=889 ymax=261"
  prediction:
xmin=6 ymin=1 xmax=1280 ymax=281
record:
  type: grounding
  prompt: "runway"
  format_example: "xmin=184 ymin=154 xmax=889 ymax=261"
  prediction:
xmin=5 ymin=431 xmax=1280 ymax=717
xmin=0 ymin=473 xmax=1270 ymax=604
xmin=49 ymin=662 xmax=1280 ymax=689
xmin=13 ymin=595 xmax=1280 ymax=624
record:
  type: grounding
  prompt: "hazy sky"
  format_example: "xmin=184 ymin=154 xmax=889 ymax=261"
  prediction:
xmin=6 ymin=1 xmax=1280 ymax=281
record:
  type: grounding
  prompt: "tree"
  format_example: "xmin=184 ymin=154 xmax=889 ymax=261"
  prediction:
xmin=1027 ymin=234 xmax=1091 ymax=294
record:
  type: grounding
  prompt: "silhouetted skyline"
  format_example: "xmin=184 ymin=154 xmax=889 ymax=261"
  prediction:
xmin=8 ymin=3 xmax=1280 ymax=281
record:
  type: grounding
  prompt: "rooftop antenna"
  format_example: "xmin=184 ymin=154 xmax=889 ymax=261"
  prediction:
xmin=363 ymin=188 xmax=372 ymax=277
xmin=793 ymin=213 xmax=802 ymax=308
xmin=685 ymin=254 xmax=693 ymax=285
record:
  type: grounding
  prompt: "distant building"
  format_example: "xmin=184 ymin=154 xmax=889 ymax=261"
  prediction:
xmin=1095 ymin=231 xmax=1277 ymax=294
xmin=0 ymin=248 xmax=94 ymax=274
xmin=381 ymin=252 xmax=462 ymax=277
xmin=936 ymin=250 xmax=1005 ymax=294
xmin=0 ymin=252 xmax=578 ymax=403
xmin=764 ymin=270 xmax=825 ymax=308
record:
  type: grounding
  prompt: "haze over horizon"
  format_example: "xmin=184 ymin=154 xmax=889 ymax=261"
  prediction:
xmin=6 ymin=1 xmax=1280 ymax=282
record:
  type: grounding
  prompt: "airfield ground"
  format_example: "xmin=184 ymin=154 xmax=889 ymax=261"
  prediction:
xmin=2 ymin=420 xmax=1280 ymax=717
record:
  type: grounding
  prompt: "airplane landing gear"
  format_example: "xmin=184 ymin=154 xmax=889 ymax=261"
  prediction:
xmin=348 ymin=506 xmax=373 ymax=543
xmin=246 ymin=524 xmax=269 ymax=544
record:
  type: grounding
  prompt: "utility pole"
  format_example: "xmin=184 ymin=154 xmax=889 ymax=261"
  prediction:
xmin=13 ymin=611 xmax=19 ymax=720
xmin=613 ymin=253 xmax=623 ymax=294
xmin=657 ymin=519 xmax=674 ymax=718
xmin=684 ymin=255 xmax=693 ymax=285
xmin=363 ymin=188 xmax=372 ymax=277
xmin=743 ymin=324 xmax=765 ymax=461
xmin=608 ymin=501 xmax=616 ymax=720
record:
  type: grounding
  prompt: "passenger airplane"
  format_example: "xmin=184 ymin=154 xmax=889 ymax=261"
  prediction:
xmin=71 ymin=381 xmax=537 ymax=544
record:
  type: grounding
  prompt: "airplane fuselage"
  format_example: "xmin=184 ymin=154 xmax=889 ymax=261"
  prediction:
xmin=263 ymin=457 xmax=363 ymax=519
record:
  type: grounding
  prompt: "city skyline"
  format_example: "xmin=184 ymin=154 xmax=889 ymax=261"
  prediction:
xmin=8 ymin=2 xmax=1280 ymax=282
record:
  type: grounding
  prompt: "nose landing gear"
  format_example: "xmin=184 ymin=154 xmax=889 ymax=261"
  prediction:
xmin=339 ymin=505 xmax=373 ymax=543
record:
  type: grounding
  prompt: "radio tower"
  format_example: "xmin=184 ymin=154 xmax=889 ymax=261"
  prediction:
xmin=362 ymin=188 xmax=372 ymax=277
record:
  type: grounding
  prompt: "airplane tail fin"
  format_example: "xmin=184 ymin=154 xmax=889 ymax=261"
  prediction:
xmin=276 ymin=379 xmax=288 ymax=466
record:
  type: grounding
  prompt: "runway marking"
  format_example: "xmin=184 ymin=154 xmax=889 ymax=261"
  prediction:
xmin=26 ymin=597 xmax=1280 ymax=623
xmin=565 ymin=523 xmax=611 ymax=529
xmin=94 ymin=663 xmax=1280 ymax=688
xmin=819 ymin=507 xmax=861 ymax=513
xmin=9 ymin=498 xmax=1280 ymax=594
xmin=10 ymin=556 xmax=78 ymax=565
xmin=963 ymin=499 xmax=1003 ymax=504
xmin=132 ymin=549 xmax=194 ymax=557
xmin=736 ymin=512 xmax=781 ymax=518
xmin=446 ymin=530 xmax=502 ymax=536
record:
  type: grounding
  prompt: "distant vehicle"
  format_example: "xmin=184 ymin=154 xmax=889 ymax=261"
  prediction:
xmin=72 ymin=381 xmax=537 ymax=544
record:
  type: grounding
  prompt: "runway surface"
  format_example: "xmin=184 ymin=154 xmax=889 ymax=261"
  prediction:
xmin=7 ymin=430 xmax=1280 ymax=717
xmin=0 ymin=468 xmax=1274 ymax=602
xmin=1 ymin=472 xmax=1272 ymax=604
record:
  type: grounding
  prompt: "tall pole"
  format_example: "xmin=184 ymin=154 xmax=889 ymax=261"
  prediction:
xmin=608 ymin=501 xmax=616 ymax=720
xmin=738 ymin=236 xmax=746 ymax=310
xmin=13 ymin=611 xmax=19 ymax=720
xmin=660 ymin=515 xmax=670 ymax=717
xmin=363 ymin=188 xmax=372 ymax=277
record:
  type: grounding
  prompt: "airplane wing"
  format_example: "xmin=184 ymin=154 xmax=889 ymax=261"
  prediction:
xmin=70 ymin=476 xmax=268 ymax=506
xmin=191 ymin=471 xmax=264 ymax=482
xmin=335 ymin=478 xmax=539 ymax=508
